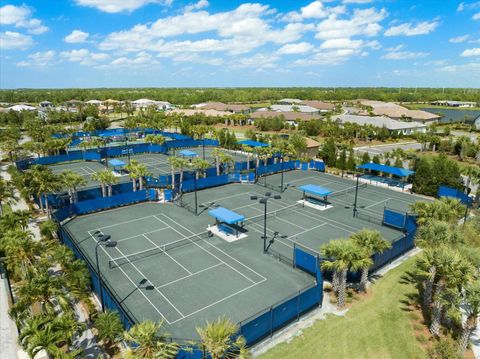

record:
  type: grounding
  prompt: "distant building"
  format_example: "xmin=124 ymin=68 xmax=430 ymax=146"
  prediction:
xmin=305 ymin=137 xmax=321 ymax=158
xmin=277 ymin=98 xmax=303 ymax=104
xmin=132 ymin=99 xmax=172 ymax=110
xmin=249 ymin=111 xmax=322 ymax=127
xmin=7 ymin=104 xmax=37 ymax=112
xmin=168 ymin=109 xmax=232 ymax=117
xmin=333 ymin=114 xmax=427 ymax=135
xmin=264 ymin=104 xmax=320 ymax=114
xmin=39 ymin=101 xmax=54 ymax=108
xmin=300 ymin=100 xmax=335 ymax=113
xmin=474 ymin=115 xmax=480 ymax=130
xmin=86 ymin=99 xmax=103 ymax=106
xmin=432 ymin=100 xmax=477 ymax=108
xmin=360 ymin=100 xmax=440 ymax=122
xmin=194 ymin=102 xmax=250 ymax=113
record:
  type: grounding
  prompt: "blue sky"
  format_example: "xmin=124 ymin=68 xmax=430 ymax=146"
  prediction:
xmin=0 ymin=0 xmax=479 ymax=88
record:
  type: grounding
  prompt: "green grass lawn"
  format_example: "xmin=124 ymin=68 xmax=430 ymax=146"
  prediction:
xmin=259 ymin=256 xmax=425 ymax=359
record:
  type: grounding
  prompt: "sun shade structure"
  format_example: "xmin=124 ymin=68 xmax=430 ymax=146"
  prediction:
xmin=108 ymin=159 xmax=126 ymax=168
xmin=238 ymin=140 xmax=269 ymax=148
xmin=357 ymin=163 xmax=414 ymax=177
xmin=298 ymin=184 xmax=333 ymax=197
xmin=178 ymin=149 xmax=198 ymax=158
xmin=208 ymin=207 xmax=245 ymax=224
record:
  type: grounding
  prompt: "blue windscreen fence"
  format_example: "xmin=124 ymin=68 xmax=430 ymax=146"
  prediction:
xmin=73 ymin=189 xmax=154 ymax=214
xmin=438 ymin=185 xmax=473 ymax=206
xmin=382 ymin=208 xmax=407 ymax=231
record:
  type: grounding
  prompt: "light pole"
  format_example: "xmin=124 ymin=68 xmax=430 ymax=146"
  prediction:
xmin=250 ymin=192 xmax=281 ymax=253
xmin=353 ymin=174 xmax=360 ymax=217
xmin=95 ymin=236 xmax=117 ymax=312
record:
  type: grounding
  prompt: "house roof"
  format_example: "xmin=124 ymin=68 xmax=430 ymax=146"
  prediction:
xmin=7 ymin=104 xmax=36 ymax=111
xmin=86 ymin=100 xmax=103 ymax=105
xmin=168 ymin=108 xmax=232 ymax=117
xmin=360 ymin=100 xmax=440 ymax=121
xmin=300 ymin=100 xmax=335 ymax=111
xmin=250 ymin=111 xmax=321 ymax=122
xmin=268 ymin=104 xmax=319 ymax=113
xmin=333 ymin=114 xmax=426 ymax=130
xmin=277 ymin=98 xmax=303 ymax=104
xmin=195 ymin=102 xmax=250 ymax=112
xmin=305 ymin=137 xmax=320 ymax=148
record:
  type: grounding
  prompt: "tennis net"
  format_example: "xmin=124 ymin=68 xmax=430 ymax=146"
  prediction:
xmin=355 ymin=209 xmax=384 ymax=226
xmin=243 ymin=202 xmax=301 ymax=227
xmin=108 ymin=232 xmax=207 ymax=269
xmin=329 ymin=183 xmax=367 ymax=198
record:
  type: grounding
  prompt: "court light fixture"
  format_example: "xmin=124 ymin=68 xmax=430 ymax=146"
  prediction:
xmin=273 ymin=195 xmax=281 ymax=200
xmin=265 ymin=192 xmax=272 ymax=197
xmin=250 ymin=196 xmax=258 ymax=200
xmin=106 ymin=241 xmax=117 ymax=247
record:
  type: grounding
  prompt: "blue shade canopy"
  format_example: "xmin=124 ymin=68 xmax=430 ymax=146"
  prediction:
xmin=298 ymin=184 xmax=333 ymax=197
xmin=357 ymin=162 xmax=415 ymax=177
xmin=238 ymin=140 xmax=269 ymax=147
xmin=208 ymin=207 xmax=245 ymax=224
xmin=178 ymin=149 xmax=198 ymax=157
xmin=108 ymin=159 xmax=126 ymax=167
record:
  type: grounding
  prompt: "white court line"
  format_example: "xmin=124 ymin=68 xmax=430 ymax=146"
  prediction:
xmin=86 ymin=230 xmax=178 ymax=324
xmin=94 ymin=214 xmax=163 ymax=231
xmin=156 ymin=213 xmax=267 ymax=282
xmin=152 ymin=215 xmax=258 ymax=284
xmin=199 ymin=191 xmax=253 ymax=207
xmin=141 ymin=234 xmax=193 ymax=275
xmin=365 ymin=198 xmax=391 ymax=209
xmin=168 ymin=280 xmax=265 ymax=325
xmin=93 ymin=229 xmax=186 ymax=319
xmin=156 ymin=263 xmax=224 ymax=289
xmin=115 ymin=226 xmax=170 ymax=243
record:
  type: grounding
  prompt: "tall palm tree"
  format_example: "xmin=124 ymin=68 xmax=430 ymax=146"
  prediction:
xmin=458 ymin=280 xmax=480 ymax=353
xmin=321 ymin=239 xmax=366 ymax=309
xmin=167 ymin=156 xmax=182 ymax=191
xmin=123 ymin=320 xmax=178 ymax=359
xmin=191 ymin=158 xmax=211 ymax=179
xmin=94 ymin=311 xmax=124 ymax=355
xmin=135 ymin=163 xmax=150 ymax=191
xmin=29 ymin=165 xmax=62 ymax=216
xmin=1 ymin=229 xmax=40 ymax=281
xmin=350 ymin=229 xmax=390 ymax=292
xmin=461 ymin=165 xmax=479 ymax=194
xmin=196 ymin=316 xmax=251 ymax=359
xmin=409 ymin=198 xmax=463 ymax=226
xmin=241 ymin=145 xmax=253 ymax=173
xmin=0 ymin=177 xmax=15 ymax=217
xmin=92 ymin=170 xmax=119 ymax=197
xmin=212 ymin=148 xmax=224 ymax=176
xmin=12 ymin=209 xmax=31 ymax=231
xmin=145 ymin=134 xmax=165 ymax=146
xmin=59 ymin=170 xmax=87 ymax=204
xmin=219 ymin=153 xmax=234 ymax=174
xmin=19 ymin=314 xmax=63 ymax=358
xmin=125 ymin=160 xmax=140 ymax=192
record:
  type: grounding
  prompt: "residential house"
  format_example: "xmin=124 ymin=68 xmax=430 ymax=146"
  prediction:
xmin=332 ymin=114 xmax=427 ymax=135
xmin=360 ymin=100 xmax=440 ymax=122
xmin=249 ymin=111 xmax=322 ymax=127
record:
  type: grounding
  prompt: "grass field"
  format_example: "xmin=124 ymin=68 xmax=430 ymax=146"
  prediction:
xmin=260 ymin=256 xmax=425 ymax=359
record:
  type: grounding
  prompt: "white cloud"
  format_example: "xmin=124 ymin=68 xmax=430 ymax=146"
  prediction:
xmin=382 ymin=51 xmax=429 ymax=60
xmin=99 ymin=4 xmax=312 ymax=56
xmin=60 ymin=49 xmax=110 ymax=65
xmin=284 ymin=1 xmax=346 ymax=22
xmin=16 ymin=50 xmax=56 ymax=67
xmin=315 ymin=8 xmax=387 ymax=40
xmin=385 ymin=44 xmax=404 ymax=51
xmin=0 ymin=31 xmax=33 ymax=50
xmin=449 ymin=35 xmax=469 ymax=43
xmin=457 ymin=1 xmax=480 ymax=12
xmin=384 ymin=20 xmax=439 ymax=36
xmin=64 ymin=30 xmax=90 ymax=43
xmin=234 ymin=53 xmax=279 ymax=69
xmin=184 ymin=0 xmax=209 ymax=12
xmin=74 ymin=0 xmax=172 ymax=13
xmin=0 ymin=5 xmax=48 ymax=34
xmin=473 ymin=12 xmax=480 ymax=20
xmin=172 ymin=53 xmax=223 ymax=66
xmin=461 ymin=48 xmax=480 ymax=57
xmin=277 ymin=42 xmax=314 ymax=54
xmin=343 ymin=0 xmax=373 ymax=3
xmin=438 ymin=62 xmax=480 ymax=73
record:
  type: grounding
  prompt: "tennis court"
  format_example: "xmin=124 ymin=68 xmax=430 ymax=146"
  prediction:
xmin=64 ymin=201 xmax=315 ymax=340
xmin=180 ymin=170 xmax=426 ymax=257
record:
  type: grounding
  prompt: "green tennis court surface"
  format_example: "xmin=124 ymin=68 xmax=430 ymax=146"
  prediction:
xmin=64 ymin=169 xmax=426 ymax=340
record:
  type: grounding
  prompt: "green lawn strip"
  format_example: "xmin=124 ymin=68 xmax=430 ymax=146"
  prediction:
xmin=260 ymin=256 xmax=425 ymax=359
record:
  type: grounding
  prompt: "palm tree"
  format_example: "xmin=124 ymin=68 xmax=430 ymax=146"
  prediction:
xmin=409 ymin=198 xmax=463 ymax=226
xmin=123 ymin=320 xmax=178 ymax=359
xmin=1 ymin=229 xmax=40 ymax=281
xmin=167 ymin=156 xmax=182 ymax=191
xmin=219 ymin=153 xmax=234 ymax=174
xmin=462 ymin=165 xmax=480 ymax=195
xmin=321 ymin=239 xmax=366 ymax=309
xmin=12 ymin=209 xmax=31 ymax=231
xmin=196 ymin=316 xmax=251 ymax=359
xmin=426 ymin=247 xmax=473 ymax=336
xmin=0 ymin=177 xmax=15 ymax=217
xmin=94 ymin=311 xmax=124 ymax=355
xmin=458 ymin=280 xmax=480 ymax=353
xmin=19 ymin=314 xmax=63 ymax=358
xmin=29 ymin=165 xmax=62 ymax=216
xmin=125 ymin=160 xmax=140 ymax=192
xmin=350 ymin=229 xmax=390 ymax=292
xmin=135 ymin=163 xmax=150 ymax=191
xmin=145 ymin=134 xmax=166 ymax=146
xmin=212 ymin=148 xmax=224 ymax=176
xmin=39 ymin=219 xmax=59 ymax=241
xmin=191 ymin=158 xmax=211 ymax=179
xmin=60 ymin=170 xmax=87 ymax=204
xmin=92 ymin=170 xmax=119 ymax=197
